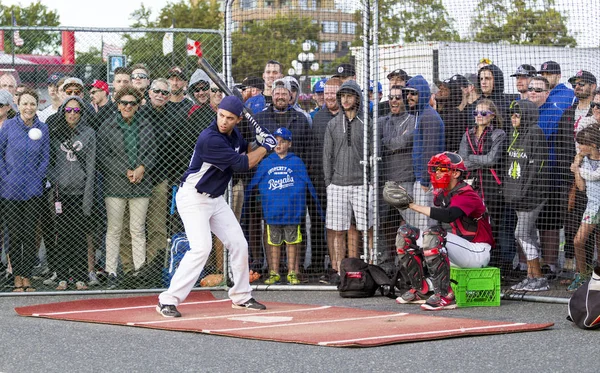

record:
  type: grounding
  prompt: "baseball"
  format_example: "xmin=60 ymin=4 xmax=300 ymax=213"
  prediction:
xmin=28 ymin=128 xmax=42 ymax=141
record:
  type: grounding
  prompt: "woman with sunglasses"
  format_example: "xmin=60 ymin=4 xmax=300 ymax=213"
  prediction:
xmin=458 ymin=98 xmax=507 ymax=260
xmin=47 ymin=96 xmax=96 ymax=290
xmin=0 ymin=89 xmax=50 ymax=292
xmin=97 ymin=86 xmax=156 ymax=289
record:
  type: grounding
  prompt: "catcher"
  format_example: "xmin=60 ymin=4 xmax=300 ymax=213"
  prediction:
xmin=383 ymin=152 xmax=494 ymax=310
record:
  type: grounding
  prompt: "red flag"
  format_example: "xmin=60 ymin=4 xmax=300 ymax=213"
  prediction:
xmin=186 ymin=38 xmax=202 ymax=57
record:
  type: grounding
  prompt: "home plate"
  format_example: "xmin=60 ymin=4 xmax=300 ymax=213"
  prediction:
xmin=14 ymin=292 xmax=554 ymax=347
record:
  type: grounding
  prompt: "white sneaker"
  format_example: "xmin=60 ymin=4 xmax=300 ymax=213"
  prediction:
xmin=510 ymin=277 xmax=532 ymax=291
xmin=522 ymin=277 xmax=550 ymax=292
xmin=43 ymin=271 xmax=58 ymax=285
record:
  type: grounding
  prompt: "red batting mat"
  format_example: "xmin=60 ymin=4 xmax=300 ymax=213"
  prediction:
xmin=14 ymin=292 xmax=553 ymax=347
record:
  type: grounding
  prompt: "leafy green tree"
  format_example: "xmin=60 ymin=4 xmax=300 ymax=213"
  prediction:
xmin=0 ymin=1 xmax=60 ymax=54
xmin=396 ymin=0 xmax=460 ymax=43
xmin=354 ymin=0 xmax=460 ymax=45
xmin=124 ymin=0 xmax=223 ymax=79
xmin=76 ymin=47 xmax=103 ymax=66
xmin=231 ymin=13 xmax=321 ymax=81
xmin=471 ymin=0 xmax=576 ymax=47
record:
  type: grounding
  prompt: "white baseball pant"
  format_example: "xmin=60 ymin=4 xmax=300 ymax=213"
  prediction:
xmin=158 ymin=183 xmax=252 ymax=306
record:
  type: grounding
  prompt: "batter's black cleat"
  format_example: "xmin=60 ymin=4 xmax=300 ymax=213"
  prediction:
xmin=156 ymin=303 xmax=181 ymax=318
xmin=232 ymin=298 xmax=267 ymax=310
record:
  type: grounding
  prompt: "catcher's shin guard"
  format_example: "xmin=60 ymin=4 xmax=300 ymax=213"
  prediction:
xmin=396 ymin=224 xmax=428 ymax=293
xmin=422 ymin=226 xmax=451 ymax=296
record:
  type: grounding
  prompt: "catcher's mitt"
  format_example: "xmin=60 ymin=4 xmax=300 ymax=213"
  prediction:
xmin=383 ymin=181 xmax=414 ymax=210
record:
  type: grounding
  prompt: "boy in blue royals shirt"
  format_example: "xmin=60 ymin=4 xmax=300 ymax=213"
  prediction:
xmin=246 ymin=127 xmax=322 ymax=285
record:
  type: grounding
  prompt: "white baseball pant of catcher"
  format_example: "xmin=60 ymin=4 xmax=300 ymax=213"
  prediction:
xmin=158 ymin=183 xmax=253 ymax=306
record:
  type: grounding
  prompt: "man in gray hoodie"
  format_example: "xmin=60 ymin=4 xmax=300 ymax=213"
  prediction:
xmin=322 ymin=80 xmax=372 ymax=284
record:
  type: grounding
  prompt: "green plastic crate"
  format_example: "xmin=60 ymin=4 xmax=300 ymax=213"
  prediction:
xmin=450 ymin=267 xmax=501 ymax=307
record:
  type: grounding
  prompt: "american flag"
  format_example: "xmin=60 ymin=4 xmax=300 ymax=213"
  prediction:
xmin=12 ymin=15 xmax=24 ymax=47
xmin=102 ymin=41 xmax=123 ymax=62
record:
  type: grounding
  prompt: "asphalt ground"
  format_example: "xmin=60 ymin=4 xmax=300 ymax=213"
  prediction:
xmin=1 ymin=290 xmax=596 ymax=373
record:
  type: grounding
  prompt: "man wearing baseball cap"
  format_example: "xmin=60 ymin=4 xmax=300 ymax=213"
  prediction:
xmin=537 ymin=60 xmax=575 ymax=110
xmin=37 ymin=72 xmax=65 ymax=122
xmin=239 ymin=76 xmax=266 ymax=114
xmin=167 ymin=66 xmax=193 ymax=114
xmin=510 ymin=64 xmax=537 ymax=100
xmin=310 ymin=78 xmax=326 ymax=118
xmin=387 ymin=69 xmax=410 ymax=87
xmin=157 ymin=96 xmax=275 ymax=317
xmin=88 ymin=79 xmax=115 ymax=130
xmin=332 ymin=63 xmax=356 ymax=82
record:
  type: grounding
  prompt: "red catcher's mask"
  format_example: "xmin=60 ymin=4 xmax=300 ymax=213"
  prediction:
xmin=427 ymin=152 xmax=466 ymax=189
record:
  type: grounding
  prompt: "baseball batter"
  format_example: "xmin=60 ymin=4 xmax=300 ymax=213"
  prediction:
xmin=157 ymin=96 xmax=276 ymax=317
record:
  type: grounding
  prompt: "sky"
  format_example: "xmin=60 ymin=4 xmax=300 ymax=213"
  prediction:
xmin=4 ymin=0 xmax=166 ymax=28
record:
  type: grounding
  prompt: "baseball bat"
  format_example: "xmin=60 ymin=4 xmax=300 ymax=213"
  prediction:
xmin=197 ymin=57 xmax=269 ymax=138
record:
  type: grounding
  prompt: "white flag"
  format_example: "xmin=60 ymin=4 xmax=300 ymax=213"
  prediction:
xmin=162 ymin=28 xmax=173 ymax=56
xmin=186 ymin=38 xmax=202 ymax=57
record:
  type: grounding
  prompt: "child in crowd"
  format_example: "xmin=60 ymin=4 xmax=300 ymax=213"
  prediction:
xmin=246 ymin=127 xmax=322 ymax=285
xmin=570 ymin=126 xmax=600 ymax=291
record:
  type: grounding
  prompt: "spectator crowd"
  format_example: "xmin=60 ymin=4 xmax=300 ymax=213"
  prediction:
xmin=0 ymin=56 xmax=597 ymax=296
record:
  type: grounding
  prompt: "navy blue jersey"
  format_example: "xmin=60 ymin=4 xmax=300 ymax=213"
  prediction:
xmin=181 ymin=121 xmax=249 ymax=196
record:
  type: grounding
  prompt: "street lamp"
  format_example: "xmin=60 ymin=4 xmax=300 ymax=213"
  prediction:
xmin=289 ymin=41 xmax=319 ymax=93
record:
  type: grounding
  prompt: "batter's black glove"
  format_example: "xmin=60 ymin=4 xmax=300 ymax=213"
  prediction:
xmin=383 ymin=181 xmax=413 ymax=210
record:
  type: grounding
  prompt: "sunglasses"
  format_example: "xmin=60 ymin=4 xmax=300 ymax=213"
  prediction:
xmin=65 ymin=89 xmax=81 ymax=95
xmin=473 ymin=110 xmax=494 ymax=117
xmin=405 ymin=90 xmax=418 ymax=96
xmin=591 ymin=102 xmax=600 ymax=109
xmin=192 ymin=85 xmax=210 ymax=93
xmin=572 ymin=82 xmax=588 ymax=87
xmin=388 ymin=94 xmax=402 ymax=101
xmin=152 ymin=89 xmax=170 ymax=96
xmin=131 ymin=73 xmax=149 ymax=80
xmin=118 ymin=100 xmax=139 ymax=107
xmin=527 ymin=87 xmax=547 ymax=93
xmin=210 ymin=88 xmax=223 ymax=93
xmin=64 ymin=107 xmax=81 ymax=113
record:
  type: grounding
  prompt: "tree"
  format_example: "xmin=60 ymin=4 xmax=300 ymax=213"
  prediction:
xmin=471 ymin=0 xmax=576 ymax=47
xmin=124 ymin=0 xmax=223 ymax=79
xmin=396 ymin=0 xmax=461 ymax=43
xmin=0 ymin=1 xmax=60 ymax=54
xmin=369 ymin=0 xmax=460 ymax=44
xmin=231 ymin=13 xmax=321 ymax=81
xmin=76 ymin=47 xmax=104 ymax=66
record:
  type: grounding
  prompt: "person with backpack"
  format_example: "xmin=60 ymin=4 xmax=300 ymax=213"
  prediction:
xmin=383 ymin=152 xmax=494 ymax=310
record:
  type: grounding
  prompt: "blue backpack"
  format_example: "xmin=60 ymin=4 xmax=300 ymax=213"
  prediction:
xmin=161 ymin=233 xmax=191 ymax=287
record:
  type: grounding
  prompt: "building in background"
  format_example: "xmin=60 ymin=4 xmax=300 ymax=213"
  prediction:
xmin=231 ymin=0 xmax=356 ymax=66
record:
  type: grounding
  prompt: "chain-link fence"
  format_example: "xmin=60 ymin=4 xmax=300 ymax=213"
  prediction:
xmin=0 ymin=26 xmax=225 ymax=292
xmin=0 ymin=0 xmax=599 ymax=299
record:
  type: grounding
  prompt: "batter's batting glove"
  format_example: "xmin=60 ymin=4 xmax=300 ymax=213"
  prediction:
xmin=261 ymin=134 xmax=277 ymax=152
xmin=383 ymin=181 xmax=414 ymax=210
